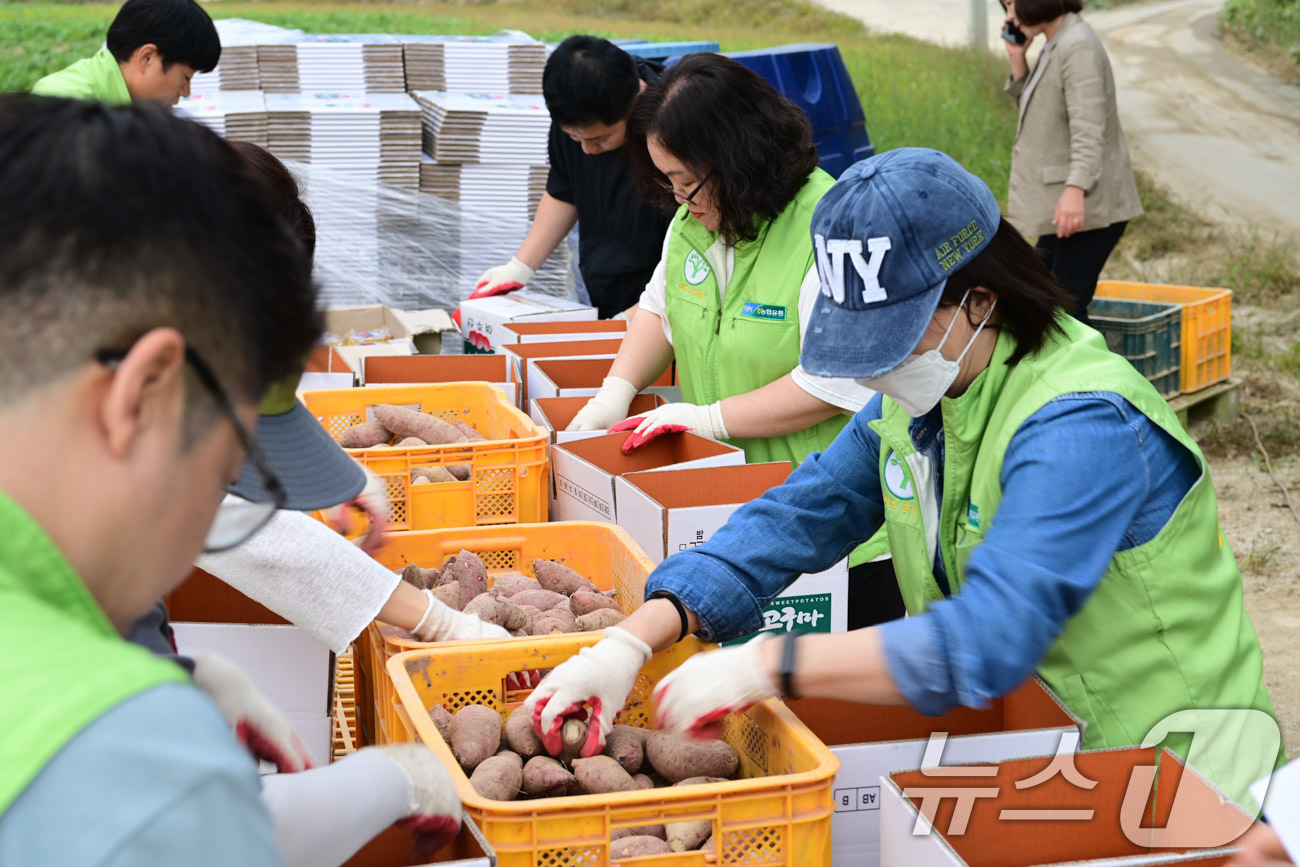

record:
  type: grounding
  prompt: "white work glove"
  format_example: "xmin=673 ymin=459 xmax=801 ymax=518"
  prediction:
xmin=608 ymin=401 xmax=728 ymax=453
xmin=523 ymin=627 xmax=652 ymax=758
xmin=566 ymin=376 xmax=638 ymax=432
xmin=367 ymin=745 xmax=462 ymax=858
xmin=474 ymin=257 xmax=535 ymax=297
xmin=326 ymin=465 xmax=390 ymax=556
xmin=193 ymin=652 xmax=316 ymax=773
xmin=412 ymin=589 xmax=512 ymax=642
xmin=652 ymin=633 xmax=778 ymax=739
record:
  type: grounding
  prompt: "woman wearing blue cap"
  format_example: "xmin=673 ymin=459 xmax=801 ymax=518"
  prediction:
xmin=525 ymin=147 xmax=1280 ymax=807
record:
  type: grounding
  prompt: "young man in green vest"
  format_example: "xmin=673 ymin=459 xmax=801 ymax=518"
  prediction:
xmin=31 ymin=0 xmax=219 ymax=106
xmin=524 ymin=148 xmax=1282 ymax=810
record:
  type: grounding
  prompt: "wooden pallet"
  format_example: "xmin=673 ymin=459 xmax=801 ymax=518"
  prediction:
xmin=332 ymin=646 xmax=360 ymax=760
xmin=1169 ymin=378 xmax=1241 ymax=429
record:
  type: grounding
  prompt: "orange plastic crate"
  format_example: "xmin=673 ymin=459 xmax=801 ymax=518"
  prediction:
xmin=1094 ymin=281 xmax=1232 ymax=393
xmin=301 ymin=383 xmax=548 ymax=530
xmin=387 ymin=633 xmax=839 ymax=867
xmin=361 ymin=522 xmax=656 ymax=742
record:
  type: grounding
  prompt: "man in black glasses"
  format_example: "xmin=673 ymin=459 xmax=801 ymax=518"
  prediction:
xmin=472 ymin=35 xmax=672 ymax=319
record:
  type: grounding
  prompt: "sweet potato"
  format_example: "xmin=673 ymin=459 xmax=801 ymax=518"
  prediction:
xmin=559 ymin=718 xmax=587 ymax=765
xmin=610 ymin=836 xmax=671 ymax=858
xmin=666 ymin=819 xmax=712 ymax=852
xmin=631 ymin=774 xmax=655 ymax=791
xmin=522 ymin=756 xmax=575 ymax=796
xmin=493 ymin=594 xmax=526 ymax=631
xmin=401 ymin=564 xmax=440 ymax=590
xmin=463 ymin=593 xmax=506 ymax=626
xmin=646 ymin=732 xmax=739 ymax=783
xmin=611 ymin=825 xmax=666 ymax=841
xmin=412 ymin=477 xmax=431 ymax=486
xmin=470 ymin=752 xmax=522 ymax=801
xmin=492 ymin=573 xmax=542 ymax=597
xmin=504 ymin=706 xmax=544 ymax=759
xmin=451 ymin=550 xmax=489 ymax=608
xmin=427 ymin=705 xmax=452 ymax=742
xmin=576 ymin=609 xmax=626 ymax=631
xmin=339 ymin=421 xmax=392 ymax=448
xmin=529 ymin=608 xmax=576 ymax=635
xmin=510 ymin=588 xmax=566 ymax=611
xmin=702 ymin=836 xmax=714 ymax=852
xmin=396 ymin=436 xmax=428 ymax=447
xmin=446 ymin=464 xmax=471 ymax=481
xmin=449 ymin=704 xmax=502 ymax=772
xmin=516 ymin=605 xmax=543 ymax=632
xmin=572 ymin=756 xmax=636 ymax=794
xmin=673 ymin=776 xmax=727 ymax=787
xmin=430 ymin=581 xmax=461 ymax=611
xmin=454 ymin=420 xmax=487 ymax=442
xmin=570 ymin=590 xmax=621 ymax=616
xmin=532 ymin=559 xmax=598 ymax=595
xmin=412 ymin=466 xmax=458 ymax=484
xmin=602 ymin=725 xmax=646 ymax=774
xmin=373 ymin=404 xmax=468 ymax=445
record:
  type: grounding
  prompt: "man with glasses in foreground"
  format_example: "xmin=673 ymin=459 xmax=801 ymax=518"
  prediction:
xmin=0 ymin=95 xmax=459 ymax=866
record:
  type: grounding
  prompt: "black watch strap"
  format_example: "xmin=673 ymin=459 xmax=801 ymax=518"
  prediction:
xmin=648 ymin=591 xmax=690 ymax=643
xmin=780 ymin=630 xmax=802 ymax=700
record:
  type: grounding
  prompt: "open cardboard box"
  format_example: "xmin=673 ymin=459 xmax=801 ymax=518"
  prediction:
xmin=531 ymin=393 xmax=667 ymax=444
xmin=498 ymin=319 xmax=628 ymax=345
xmin=459 ymin=290 xmax=596 ymax=354
xmin=529 ymin=357 xmax=675 ymax=401
xmin=342 ymin=813 xmax=495 ymax=867
xmin=787 ymin=678 xmax=1083 ymax=866
xmin=499 ymin=338 xmax=624 ymax=407
xmin=327 ymin=305 xmax=457 ymax=356
xmin=550 ymin=431 xmax=745 ymax=522
xmin=362 ymin=355 xmax=517 ymax=404
xmin=167 ymin=567 xmax=334 ymax=767
xmin=880 ymin=744 xmax=1251 ymax=867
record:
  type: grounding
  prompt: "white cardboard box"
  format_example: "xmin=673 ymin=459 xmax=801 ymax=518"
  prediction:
xmin=460 ymin=290 xmax=596 ymax=354
xmin=498 ymin=319 xmax=628 ymax=346
xmin=326 ymin=304 xmax=457 ymax=356
xmin=786 ymin=678 xmax=1082 ymax=867
xmin=530 ymin=394 xmax=666 ymax=444
xmin=550 ymin=431 xmax=745 ymax=523
xmin=361 ymin=354 xmax=518 ymax=404
xmin=528 ymin=357 xmax=675 ymax=402
xmin=500 ymin=338 xmax=623 ymax=408
xmin=878 ymin=744 xmax=1249 ymax=867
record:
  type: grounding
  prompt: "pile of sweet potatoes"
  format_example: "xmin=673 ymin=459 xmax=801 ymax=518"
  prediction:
xmin=397 ymin=550 xmax=627 ymax=636
xmin=338 ymin=404 xmax=489 ymax=449
xmin=427 ymin=702 xmax=740 ymax=854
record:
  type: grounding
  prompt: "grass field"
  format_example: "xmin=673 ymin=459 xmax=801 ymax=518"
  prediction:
xmin=1222 ymin=0 xmax=1300 ymax=84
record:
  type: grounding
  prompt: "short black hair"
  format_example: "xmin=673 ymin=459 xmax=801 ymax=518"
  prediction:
xmin=1009 ymin=0 xmax=1083 ymax=26
xmin=229 ymin=140 xmax=316 ymax=259
xmin=543 ymin=35 xmax=640 ymax=128
xmin=0 ymin=95 xmax=319 ymax=414
xmin=941 ymin=218 xmax=1072 ymax=365
xmin=106 ymin=0 xmax=221 ymax=73
xmin=626 ymin=53 xmax=821 ymax=245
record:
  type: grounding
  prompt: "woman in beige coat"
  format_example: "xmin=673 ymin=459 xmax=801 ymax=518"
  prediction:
xmin=1002 ymin=0 xmax=1143 ymax=322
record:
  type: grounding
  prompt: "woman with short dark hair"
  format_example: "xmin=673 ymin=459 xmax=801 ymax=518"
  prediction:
xmin=1000 ymin=0 xmax=1142 ymax=321
xmin=566 ymin=52 xmax=897 ymax=628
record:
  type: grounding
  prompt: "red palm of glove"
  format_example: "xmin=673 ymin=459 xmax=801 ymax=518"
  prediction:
xmin=399 ymin=814 xmax=461 ymax=860
xmin=609 ymin=416 xmax=690 ymax=454
xmin=530 ymin=695 xmax=605 ymax=758
xmin=234 ymin=720 xmax=316 ymax=773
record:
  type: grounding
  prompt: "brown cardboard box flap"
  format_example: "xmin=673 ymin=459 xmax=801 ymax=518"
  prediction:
xmin=560 ymin=430 xmax=740 ymax=474
xmin=503 ymin=320 xmax=627 ymax=339
xmin=365 ymin=355 xmax=512 ymax=385
xmin=533 ymin=357 xmax=673 ymax=389
xmin=535 ymin=394 xmax=664 ymax=432
xmin=620 ymin=462 xmax=794 ymax=510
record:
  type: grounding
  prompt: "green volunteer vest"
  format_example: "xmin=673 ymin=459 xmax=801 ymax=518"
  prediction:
xmin=0 ymin=492 xmax=187 ymax=812
xmin=664 ymin=169 xmax=887 ymax=563
xmin=31 ymin=49 xmax=132 ymax=105
xmin=870 ymin=315 xmax=1280 ymax=805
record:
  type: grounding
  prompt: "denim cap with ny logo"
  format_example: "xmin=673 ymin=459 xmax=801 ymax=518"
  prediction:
xmin=799 ymin=148 xmax=1002 ymax=379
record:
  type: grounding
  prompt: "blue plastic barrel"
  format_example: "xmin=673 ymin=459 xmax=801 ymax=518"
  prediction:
xmin=617 ymin=40 xmax=721 ymax=60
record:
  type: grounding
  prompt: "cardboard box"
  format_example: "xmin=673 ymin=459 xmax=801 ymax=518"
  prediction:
xmin=299 ymin=371 xmax=355 ymax=392
xmin=460 ymin=290 xmax=596 ymax=354
xmin=550 ymin=431 xmax=745 ymax=523
xmin=530 ymin=394 xmax=666 ymax=444
xmin=879 ymin=745 xmax=1250 ymax=867
xmin=305 ymin=344 xmax=353 ymax=375
xmin=528 ymin=357 xmax=674 ymax=401
xmin=342 ymin=813 xmax=496 ymax=867
xmin=500 ymin=338 xmax=624 ymax=407
xmin=787 ymin=678 xmax=1082 ymax=867
xmin=362 ymin=355 xmax=517 ymax=404
xmin=326 ymin=305 xmax=457 ymax=355
xmin=168 ymin=567 xmax=333 ymax=767
xmin=499 ymin=319 xmax=628 ymax=345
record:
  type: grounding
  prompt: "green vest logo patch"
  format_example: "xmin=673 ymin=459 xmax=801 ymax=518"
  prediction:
xmin=883 ymin=450 xmax=914 ymax=500
xmin=683 ymin=249 xmax=712 ymax=286
xmin=740 ymin=302 xmax=787 ymax=321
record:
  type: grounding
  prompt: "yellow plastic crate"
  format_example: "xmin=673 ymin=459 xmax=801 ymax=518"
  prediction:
xmin=1094 ymin=281 xmax=1232 ymax=393
xmin=301 ymin=383 xmax=549 ymax=530
xmin=361 ymin=522 xmax=656 ymax=742
xmin=387 ymin=633 xmax=839 ymax=867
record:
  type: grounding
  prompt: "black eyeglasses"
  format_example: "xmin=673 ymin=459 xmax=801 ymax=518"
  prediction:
xmin=656 ymin=171 xmax=713 ymax=205
xmin=95 ymin=344 xmax=286 ymax=552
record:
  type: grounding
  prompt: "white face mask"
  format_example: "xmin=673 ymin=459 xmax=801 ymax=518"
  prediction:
xmin=856 ymin=291 xmax=997 ymax=418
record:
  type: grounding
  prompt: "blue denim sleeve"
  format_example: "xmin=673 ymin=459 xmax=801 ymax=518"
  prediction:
xmin=646 ymin=394 xmax=888 ymax=642
xmin=881 ymin=394 xmax=1196 ymax=716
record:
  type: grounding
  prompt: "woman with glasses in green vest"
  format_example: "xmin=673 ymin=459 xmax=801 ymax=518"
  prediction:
xmin=565 ymin=52 xmax=899 ymax=628
xmin=528 ymin=148 xmax=1281 ymax=811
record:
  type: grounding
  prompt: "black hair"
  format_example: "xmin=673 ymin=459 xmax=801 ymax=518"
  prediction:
xmin=543 ymin=35 xmax=640 ymax=128
xmin=229 ymin=140 xmax=316 ymax=259
xmin=625 ymin=53 xmax=820 ymax=246
xmin=1009 ymin=0 xmax=1083 ymax=26
xmin=941 ymin=218 xmax=1073 ymax=365
xmin=0 ymin=95 xmax=319 ymax=413
xmin=106 ymin=0 xmax=221 ymax=73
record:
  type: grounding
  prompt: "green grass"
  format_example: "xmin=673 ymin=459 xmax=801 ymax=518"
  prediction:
xmin=1223 ymin=0 xmax=1300 ymax=78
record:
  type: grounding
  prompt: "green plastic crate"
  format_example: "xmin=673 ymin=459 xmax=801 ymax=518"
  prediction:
xmin=1088 ymin=298 xmax=1182 ymax=399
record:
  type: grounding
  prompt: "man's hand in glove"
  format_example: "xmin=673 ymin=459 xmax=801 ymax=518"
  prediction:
xmin=652 ymin=633 xmax=778 ymax=739
xmin=193 ymin=652 xmax=316 ymax=773
xmin=368 ymin=745 xmax=462 ymax=859
xmin=609 ymin=401 xmax=728 ymax=453
xmin=523 ymin=627 xmax=652 ymax=757
xmin=566 ymin=376 xmax=638 ymax=432
xmin=474 ymin=257 xmax=535 ymax=297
